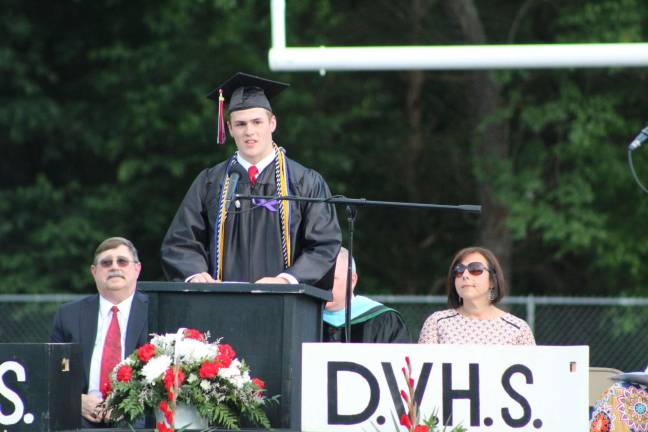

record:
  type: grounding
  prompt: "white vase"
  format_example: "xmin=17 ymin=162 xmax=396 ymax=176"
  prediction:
xmin=155 ymin=402 xmax=209 ymax=430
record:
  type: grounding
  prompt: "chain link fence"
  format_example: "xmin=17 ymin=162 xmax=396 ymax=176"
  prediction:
xmin=0 ymin=294 xmax=83 ymax=343
xmin=375 ymin=295 xmax=648 ymax=372
xmin=1 ymin=294 xmax=646 ymax=372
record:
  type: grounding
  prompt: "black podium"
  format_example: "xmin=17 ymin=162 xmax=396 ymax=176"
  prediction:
xmin=0 ymin=343 xmax=81 ymax=431
xmin=138 ymin=282 xmax=331 ymax=431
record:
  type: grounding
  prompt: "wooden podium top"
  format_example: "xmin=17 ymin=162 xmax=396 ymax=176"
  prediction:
xmin=137 ymin=281 xmax=332 ymax=302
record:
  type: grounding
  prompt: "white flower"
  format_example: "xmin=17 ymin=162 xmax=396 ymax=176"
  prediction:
xmin=150 ymin=334 xmax=171 ymax=346
xmin=229 ymin=374 xmax=246 ymax=388
xmin=141 ymin=354 xmax=172 ymax=383
xmin=218 ymin=359 xmax=243 ymax=383
xmin=236 ymin=371 xmax=250 ymax=388
xmin=151 ymin=333 xmax=178 ymax=352
xmin=187 ymin=373 xmax=198 ymax=383
xmin=175 ymin=338 xmax=217 ymax=363
xmin=241 ymin=370 xmax=251 ymax=383
xmin=200 ymin=380 xmax=211 ymax=391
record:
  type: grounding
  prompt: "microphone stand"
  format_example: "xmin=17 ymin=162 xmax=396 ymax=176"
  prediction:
xmin=344 ymin=205 xmax=357 ymax=343
xmin=235 ymin=193 xmax=481 ymax=342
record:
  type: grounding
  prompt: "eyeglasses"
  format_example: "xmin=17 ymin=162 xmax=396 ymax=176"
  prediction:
xmin=453 ymin=262 xmax=491 ymax=278
xmin=97 ymin=257 xmax=136 ymax=269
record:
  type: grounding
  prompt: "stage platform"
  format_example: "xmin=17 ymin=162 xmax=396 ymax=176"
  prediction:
xmin=66 ymin=428 xmax=300 ymax=432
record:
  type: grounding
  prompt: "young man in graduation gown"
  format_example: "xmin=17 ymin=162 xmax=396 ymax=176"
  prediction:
xmin=323 ymin=247 xmax=411 ymax=343
xmin=161 ymin=72 xmax=341 ymax=289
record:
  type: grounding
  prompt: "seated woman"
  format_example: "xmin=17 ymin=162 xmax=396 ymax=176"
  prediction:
xmin=590 ymin=366 xmax=647 ymax=432
xmin=418 ymin=246 xmax=535 ymax=345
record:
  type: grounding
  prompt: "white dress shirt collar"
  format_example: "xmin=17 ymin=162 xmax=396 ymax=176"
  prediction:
xmin=236 ymin=150 xmax=276 ymax=175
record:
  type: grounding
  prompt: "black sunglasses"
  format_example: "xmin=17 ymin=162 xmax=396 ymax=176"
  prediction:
xmin=97 ymin=257 xmax=135 ymax=269
xmin=453 ymin=262 xmax=491 ymax=278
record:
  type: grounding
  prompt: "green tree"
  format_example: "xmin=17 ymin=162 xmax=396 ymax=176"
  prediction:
xmin=1 ymin=0 xmax=647 ymax=298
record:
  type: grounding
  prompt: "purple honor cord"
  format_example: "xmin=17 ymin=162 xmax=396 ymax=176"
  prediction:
xmin=252 ymin=198 xmax=279 ymax=212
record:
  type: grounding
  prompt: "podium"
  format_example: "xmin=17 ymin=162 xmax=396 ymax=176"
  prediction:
xmin=138 ymin=282 xmax=332 ymax=430
xmin=0 ymin=343 xmax=81 ymax=431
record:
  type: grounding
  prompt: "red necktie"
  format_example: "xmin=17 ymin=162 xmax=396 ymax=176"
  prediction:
xmin=248 ymin=165 xmax=258 ymax=187
xmin=100 ymin=306 xmax=121 ymax=397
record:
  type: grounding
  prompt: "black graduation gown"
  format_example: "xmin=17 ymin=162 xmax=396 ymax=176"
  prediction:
xmin=160 ymin=156 xmax=341 ymax=289
xmin=323 ymin=306 xmax=412 ymax=343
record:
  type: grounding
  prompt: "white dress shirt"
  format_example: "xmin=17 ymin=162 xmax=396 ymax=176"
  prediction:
xmin=87 ymin=293 xmax=135 ymax=398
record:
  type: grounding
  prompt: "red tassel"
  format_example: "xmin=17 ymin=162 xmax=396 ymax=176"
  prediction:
xmin=217 ymin=89 xmax=226 ymax=144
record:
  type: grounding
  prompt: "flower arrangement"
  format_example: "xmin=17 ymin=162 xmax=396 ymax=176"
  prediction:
xmin=101 ymin=328 xmax=272 ymax=431
xmin=398 ymin=356 xmax=467 ymax=432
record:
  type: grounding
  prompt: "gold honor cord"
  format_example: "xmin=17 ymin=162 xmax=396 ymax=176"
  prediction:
xmin=215 ymin=172 xmax=232 ymax=281
xmin=274 ymin=143 xmax=292 ymax=268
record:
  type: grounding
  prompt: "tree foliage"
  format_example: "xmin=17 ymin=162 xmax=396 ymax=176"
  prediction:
xmin=1 ymin=0 xmax=646 ymax=296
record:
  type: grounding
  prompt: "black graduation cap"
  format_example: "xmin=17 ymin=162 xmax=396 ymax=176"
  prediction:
xmin=207 ymin=72 xmax=290 ymax=144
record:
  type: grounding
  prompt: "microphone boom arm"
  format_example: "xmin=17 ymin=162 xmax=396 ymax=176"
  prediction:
xmin=235 ymin=193 xmax=481 ymax=213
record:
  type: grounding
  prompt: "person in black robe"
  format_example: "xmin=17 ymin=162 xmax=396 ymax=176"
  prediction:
xmin=323 ymin=247 xmax=411 ymax=343
xmin=161 ymin=73 xmax=341 ymax=289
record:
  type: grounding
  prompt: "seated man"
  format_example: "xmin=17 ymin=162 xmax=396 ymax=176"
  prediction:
xmin=323 ymin=247 xmax=411 ymax=343
xmin=49 ymin=237 xmax=149 ymax=428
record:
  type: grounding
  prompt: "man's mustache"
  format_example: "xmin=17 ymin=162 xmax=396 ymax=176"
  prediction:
xmin=107 ymin=270 xmax=125 ymax=279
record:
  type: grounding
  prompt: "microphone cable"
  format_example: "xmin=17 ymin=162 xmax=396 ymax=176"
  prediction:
xmin=627 ymin=148 xmax=648 ymax=194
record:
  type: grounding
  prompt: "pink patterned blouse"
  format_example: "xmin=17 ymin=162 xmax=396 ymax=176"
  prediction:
xmin=418 ymin=309 xmax=536 ymax=345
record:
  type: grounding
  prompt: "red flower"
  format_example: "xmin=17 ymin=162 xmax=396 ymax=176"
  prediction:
xmin=251 ymin=377 xmax=265 ymax=396
xmin=116 ymin=365 xmax=133 ymax=382
xmin=400 ymin=413 xmax=412 ymax=429
xmin=215 ymin=344 xmax=236 ymax=368
xmin=164 ymin=368 xmax=185 ymax=392
xmin=199 ymin=361 xmax=220 ymax=379
xmin=137 ymin=343 xmax=156 ymax=362
xmin=156 ymin=420 xmax=173 ymax=432
xmin=413 ymin=425 xmax=429 ymax=432
xmin=159 ymin=400 xmax=174 ymax=425
xmin=252 ymin=377 xmax=265 ymax=389
xmin=218 ymin=343 xmax=236 ymax=361
xmin=400 ymin=389 xmax=409 ymax=402
xmin=101 ymin=379 xmax=112 ymax=398
xmin=216 ymin=354 xmax=233 ymax=368
xmin=184 ymin=328 xmax=204 ymax=341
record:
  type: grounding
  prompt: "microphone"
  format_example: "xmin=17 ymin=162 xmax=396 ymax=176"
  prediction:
xmin=225 ymin=171 xmax=241 ymax=210
xmin=628 ymin=123 xmax=648 ymax=151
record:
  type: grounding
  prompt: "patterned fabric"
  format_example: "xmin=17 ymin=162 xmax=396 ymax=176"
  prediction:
xmin=417 ymin=309 xmax=535 ymax=345
xmin=100 ymin=306 xmax=121 ymax=396
xmin=590 ymin=382 xmax=648 ymax=432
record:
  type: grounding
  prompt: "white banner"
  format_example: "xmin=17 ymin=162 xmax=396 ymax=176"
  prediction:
xmin=302 ymin=344 xmax=589 ymax=432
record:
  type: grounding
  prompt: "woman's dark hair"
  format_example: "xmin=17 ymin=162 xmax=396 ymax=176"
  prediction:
xmin=446 ymin=246 xmax=507 ymax=308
